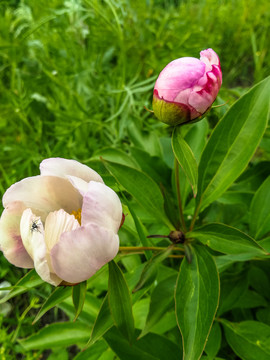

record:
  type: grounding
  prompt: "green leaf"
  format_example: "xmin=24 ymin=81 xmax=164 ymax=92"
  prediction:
xmin=140 ymin=274 xmax=177 ymax=338
xmin=249 ymin=266 xmax=270 ymax=300
xmin=87 ymin=294 xmax=113 ymax=347
xmin=250 ymin=176 xmax=270 ymax=239
xmin=258 ymin=237 xmax=270 ymax=252
xmin=60 ymin=292 xmax=101 ymax=326
xmin=217 ymin=190 xmax=253 ymax=206
xmin=19 ymin=322 xmax=91 ymax=350
xmin=197 ymin=76 xmax=270 ymax=211
xmin=0 ymin=269 xmax=43 ymax=304
xmin=179 ymin=120 xmax=209 ymax=207
xmin=133 ymin=247 xmax=172 ymax=292
xmin=108 ymin=260 xmax=134 ymax=343
xmin=218 ymin=272 xmax=248 ymax=316
xmin=127 ymin=121 xmax=163 ymax=157
xmin=172 ymin=126 xmax=198 ymax=196
xmin=256 ymin=307 xmax=270 ymax=326
xmin=132 ymin=298 xmax=150 ymax=329
xmin=160 ymin=137 xmax=174 ymax=169
xmin=130 ymin=146 xmax=171 ymax=186
xmin=184 ymin=119 xmax=209 ymax=163
xmin=74 ymin=340 xmax=108 ymax=360
xmin=103 ymin=160 xmax=172 ymax=228
xmin=122 ymin=193 xmax=152 ymax=260
xmin=235 ymin=160 xmax=270 ymax=190
xmin=221 ymin=320 xmax=270 ymax=360
xmin=83 ymin=278 xmax=151 ymax=352
xmin=72 ymin=281 xmax=87 ymax=321
xmin=188 ymin=223 xmax=267 ymax=256
xmin=150 ymin=310 xmax=178 ymax=335
xmin=33 ymin=286 xmax=72 ymax=324
xmin=237 ymin=289 xmax=268 ymax=309
xmin=204 ymin=322 xmax=222 ymax=359
xmin=47 ymin=348 xmax=69 ymax=360
xmin=175 ymin=245 xmax=220 ymax=360
xmin=215 ymin=253 xmax=259 ymax=273
xmin=104 ymin=327 xmax=181 ymax=360
xmin=93 ymin=147 xmax=140 ymax=168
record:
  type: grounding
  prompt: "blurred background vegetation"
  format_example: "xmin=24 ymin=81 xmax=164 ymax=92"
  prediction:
xmin=0 ymin=0 xmax=269 ymax=191
xmin=0 ymin=0 xmax=269 ymax=358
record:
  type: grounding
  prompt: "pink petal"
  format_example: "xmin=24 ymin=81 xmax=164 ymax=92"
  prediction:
xmin=188 ymin=88 xmax=214 ymax=114
xmin=50 ymin=223 xmax=119 ymax=284
xmin=154 ymin=57 xmax=205 ymax=102
xmin=189 ymin=64 xmax=222 ymax=116
xmin=3 ymin=176 xmax=82 ymax=217
xmin=193 ymin=72 xmax=208 ymax=91
xmin=81 ymin=181 xmax=122 ymax=233
xmin=20 ymin=209 xmax=62 ymax=286
xmin=200 ymin=49 xmax=222 ymax=87
xmin=174 ymin=87 xmax=192 ymax=105
xmin=200 ymin=48 xmax=220 ymax=67
xmin=40 ymin=158 xmax=104 ymax=184
xmin=0 ymin=201 xmax=34 ymax=268
xmin=211 ymin=64 xmax=223 ymax=88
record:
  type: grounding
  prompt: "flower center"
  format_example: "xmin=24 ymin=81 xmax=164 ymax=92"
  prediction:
xmin=70 ymin=208 xmax=82 ymax=225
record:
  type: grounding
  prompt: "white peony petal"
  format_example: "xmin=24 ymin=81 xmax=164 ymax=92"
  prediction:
xmin=40 ymin=158 xmax=104 ymax=184
xmin=81 ymin=181 xmax=122 ymax=233
xmin=0 ymin=202 xmax=34 ymax=268
xmin=20 ymin=209 xmax=62 ymax=286
xmin=3 ymin=176 xmax=82 ymax=217
xmin=50 ymin=223 xmax=119 ymax=284
xmin=66 ymin=176 xmax=89 ymax=196
xmin=44 ymin=209 xmax=80 ymax=251
xmin=20 ymin=208 xmax=44 ymax=259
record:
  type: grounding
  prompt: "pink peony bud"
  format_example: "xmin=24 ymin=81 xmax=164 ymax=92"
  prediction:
xmin=153 ymin=49 xmax=222 ymax=126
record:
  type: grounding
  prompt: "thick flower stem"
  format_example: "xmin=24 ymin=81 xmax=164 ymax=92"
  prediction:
xmin=189 ymin=198 xmax=202 ymax=231
xmin=174 ymin=158 xmax=187 ymax=232
xmin=119 ymin=251 xmax=185 ymax=259
xmin=168 ymin=254 xmax=185 ymax=259
xmin=119 ymin=246 xmax=185 ymax=252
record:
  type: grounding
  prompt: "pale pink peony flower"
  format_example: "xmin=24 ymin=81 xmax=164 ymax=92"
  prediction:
xmin=0 ymin=158 xmax=122 ymax=286
xmin=153 ymin=48 xmax=222 ymax=125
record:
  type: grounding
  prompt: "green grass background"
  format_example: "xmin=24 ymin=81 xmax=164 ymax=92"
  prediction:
xmin=0 ymin=0 xmax=269 ymax=193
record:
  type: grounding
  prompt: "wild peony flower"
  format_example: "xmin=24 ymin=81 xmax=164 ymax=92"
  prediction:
xmin=0 ymin=158 xmax=122 ymax=286
xmin=153 ymin=48 xmax=222 ymax=126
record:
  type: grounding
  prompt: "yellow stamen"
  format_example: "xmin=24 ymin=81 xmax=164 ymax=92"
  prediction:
xmin=71 ymin=208 xmax=82 ymax=225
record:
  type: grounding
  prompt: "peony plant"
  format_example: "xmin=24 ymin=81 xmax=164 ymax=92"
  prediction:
xmin=153 ymin=48 xmax=222 ymax=125
xmin=1 ymin=45 xmax=270 ymax=360
xmin=0 ymin=158 xmax=122 ymax=286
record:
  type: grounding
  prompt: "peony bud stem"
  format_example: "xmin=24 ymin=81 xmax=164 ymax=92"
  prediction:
xmin=189 ymin=199 xmax=202 ymax=231
xmin=174 ymin=158 xmax=187 ymax=232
